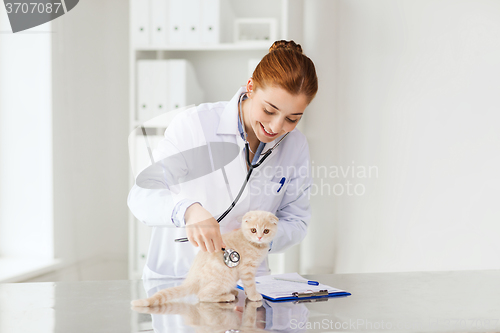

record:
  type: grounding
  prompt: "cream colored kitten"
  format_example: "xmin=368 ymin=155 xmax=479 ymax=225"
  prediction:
xmin=131 ymin=210 xmax=278 ymax=305
xmin=132 ymin=299 xmax=264 ymax=332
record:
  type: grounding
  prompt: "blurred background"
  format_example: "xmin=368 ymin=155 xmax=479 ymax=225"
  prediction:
xmin=0 ymin=0 xmax=499 ymax=283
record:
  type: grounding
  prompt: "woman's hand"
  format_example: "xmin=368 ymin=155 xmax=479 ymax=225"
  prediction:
xmin=184 ymin=203 xmax=226 ymax=253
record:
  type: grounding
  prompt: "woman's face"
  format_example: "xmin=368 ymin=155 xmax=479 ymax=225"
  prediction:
xmin=242 ymin=79 xmax=309 ymax=144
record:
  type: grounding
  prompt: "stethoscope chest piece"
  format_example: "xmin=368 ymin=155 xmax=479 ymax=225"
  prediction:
xmin=222 ymin=248 xmax=240 ymax=268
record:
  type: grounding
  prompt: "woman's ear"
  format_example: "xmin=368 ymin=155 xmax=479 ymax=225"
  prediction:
xmin=246 ymin=78 xmax=254 ymax=97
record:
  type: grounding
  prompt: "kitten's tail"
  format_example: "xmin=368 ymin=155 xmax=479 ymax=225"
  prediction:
xmin=131 ymin=283 xmax=195 ymax=307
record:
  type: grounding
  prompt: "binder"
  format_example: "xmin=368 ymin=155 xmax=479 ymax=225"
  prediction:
xmin=237 ymin=273 xmax=351 ymax=302
xmin=167 ymin=0 xmax=234 ymax=45
xmin=137 ymin=60 xmax=154 ymax=122
xmin=136 ymin=60 xmax=169 ymax=122
xmin=167 ymin=59 xmax=204 ymax=111
xmin=184 ymin=0 xmax=201 ymax=44
xmin=201 ymin=0 xmax=220 ymax=44
xmin=130 ymin=0 xmax=150 ymax=46
xmin=137 ymin=59 xmax=204 ymax=122
xmin=152 ymin=61 xmax=169 ymax=117
xmin=150 ymin=0 xmax=168 ymax=46
xmin=167 ymin=59 xmax=185 ymax=110
xmin=168 ymin=0 xmax=184 ymax=44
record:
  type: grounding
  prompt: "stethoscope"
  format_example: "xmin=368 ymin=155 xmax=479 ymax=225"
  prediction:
xmin=175 ymin=92 xmax=290 ymax=267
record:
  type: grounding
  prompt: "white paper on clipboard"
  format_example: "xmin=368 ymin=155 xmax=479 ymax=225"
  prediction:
xmin=237 ymin=272 xmax=347 ymax=299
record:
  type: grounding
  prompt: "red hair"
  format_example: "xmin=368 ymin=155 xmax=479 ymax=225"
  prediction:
xmin=252 ymin=40 xmax=318 ymax=104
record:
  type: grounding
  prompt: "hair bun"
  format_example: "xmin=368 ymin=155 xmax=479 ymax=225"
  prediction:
xmin=269 ymin=40 xmax=303 ymax=54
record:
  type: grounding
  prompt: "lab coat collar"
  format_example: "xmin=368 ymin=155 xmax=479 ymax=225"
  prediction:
xmin=217 ymin=86 xmax=246 ymax=136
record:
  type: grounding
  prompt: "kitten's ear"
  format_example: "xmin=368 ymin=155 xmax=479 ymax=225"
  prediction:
xmin=242 ymin=211 xmax=255 ymax=223
xmin=269 ymin=214 xmax=279 ymax=225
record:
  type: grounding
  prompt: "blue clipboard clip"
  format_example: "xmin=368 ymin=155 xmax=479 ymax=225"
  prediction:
xmin=292 ymin=290 xmax=329 ymax=298
xmin=293 ymin=297 xmax=329 ymax=304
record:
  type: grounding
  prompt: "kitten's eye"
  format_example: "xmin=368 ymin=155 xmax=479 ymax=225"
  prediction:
xmin=251 ymin=228 xmax=257 ymax=233
xmin=263 ymin=229 xmax=269 ymax=234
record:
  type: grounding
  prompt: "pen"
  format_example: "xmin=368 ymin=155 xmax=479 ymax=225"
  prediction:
xmin=273 ymin=277 xmax=320 ymax=286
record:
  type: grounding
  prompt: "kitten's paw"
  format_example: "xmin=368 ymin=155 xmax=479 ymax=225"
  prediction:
xmin=220 ymin=293 xmax=236 ymax=303
xmin=131 ymin=299 xmax=150 ymax=307
xmin=230 ymin=288 xmax=239 ymax=296
xmin=131 ymin=304 xmax=170 ymax=314
xmin=246 ymin=293 xmax=263 ymax=302
xmin=244 ymin=298 xmax=263 ymax=308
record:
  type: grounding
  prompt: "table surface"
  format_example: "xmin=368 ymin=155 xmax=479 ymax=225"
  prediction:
xmin=0 ymin=269 xmax=499 ymax=333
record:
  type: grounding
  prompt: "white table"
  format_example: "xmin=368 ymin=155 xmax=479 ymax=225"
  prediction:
xmin=0 ymin=269 xmax=498 ymax=332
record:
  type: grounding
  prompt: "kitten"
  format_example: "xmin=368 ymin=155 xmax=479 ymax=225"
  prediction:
xmin=131 ymin=210 xmax=278 ymax=305
xmin=132 ymin=299 xmax=264 ymax=332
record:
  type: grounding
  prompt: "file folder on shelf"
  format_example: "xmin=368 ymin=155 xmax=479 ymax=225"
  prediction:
xmin=184 ymin=0 xmax=201 ymax=44
xmin=201 ymin=0 xmax=220 ymax=44
xmin=237 ymin=273 xmax=351 ymax=302
xmin=150 ymin=0 xmax=168 ymax=46
xmin=167 ymin=59 xmax=204 ymax=111
xmin=168 ymin=0 xmax=185 ymax=44
xmin=136 ymin=59 xmax=204 ymax=123
xmin=130 ymin=0 xmax=150 ymax=46
xmin=136 ymin=60 xmax=155 ymax=123
xmin=136 ymin=60 xmax=169 ymax=123
xmin=200 ymin=0 xmax=234 ymax=44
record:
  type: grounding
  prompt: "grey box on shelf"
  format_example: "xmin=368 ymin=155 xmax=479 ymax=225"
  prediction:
xmin=234 ymin=18 xmax=277 ymax=44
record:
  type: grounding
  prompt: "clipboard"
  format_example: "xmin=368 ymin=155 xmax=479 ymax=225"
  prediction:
xmin=236 ymin=273 xmax=351 ymax=302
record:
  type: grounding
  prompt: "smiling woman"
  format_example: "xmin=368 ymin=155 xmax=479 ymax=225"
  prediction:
xmin=240 ymin=85 xmax=309 ymax=157
xmin=240 ymin=40 xmax=317 ymax=165
xmin=128 ymin=40 xmax=319 ymax=281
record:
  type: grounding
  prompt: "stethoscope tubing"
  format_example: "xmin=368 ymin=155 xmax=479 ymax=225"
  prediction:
xmin=174 ymin=144 xmax=272 ymax=243
xmin=174 ymin=92 xmax=287 ymax=243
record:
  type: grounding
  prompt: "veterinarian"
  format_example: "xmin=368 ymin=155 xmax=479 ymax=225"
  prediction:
xmin=128 ymin=40 xmax=318 ymax=279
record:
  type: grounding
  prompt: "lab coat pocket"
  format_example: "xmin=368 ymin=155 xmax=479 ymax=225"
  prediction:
xmin=255 ymin=176 xmax=289 ymax=212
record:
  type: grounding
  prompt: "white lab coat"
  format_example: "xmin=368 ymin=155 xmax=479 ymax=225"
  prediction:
xmin=128 ymin=87 xmax=312 ymax=279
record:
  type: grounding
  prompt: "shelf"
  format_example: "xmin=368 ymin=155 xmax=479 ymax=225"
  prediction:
xmin=134 ymin=42 xmax=271 ymax=51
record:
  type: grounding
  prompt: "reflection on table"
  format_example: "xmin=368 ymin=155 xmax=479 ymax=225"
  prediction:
xmin=133 ymin=279 xmax=310 ymax=332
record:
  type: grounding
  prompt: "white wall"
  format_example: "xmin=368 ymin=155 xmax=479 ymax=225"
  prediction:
xmin=0 ymin=15 xmax=52 ymax=260
xmin=302 ymin=0 xmax=500 ymax=274
xmin=51 ymin=0 xmax=129 ymax=272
